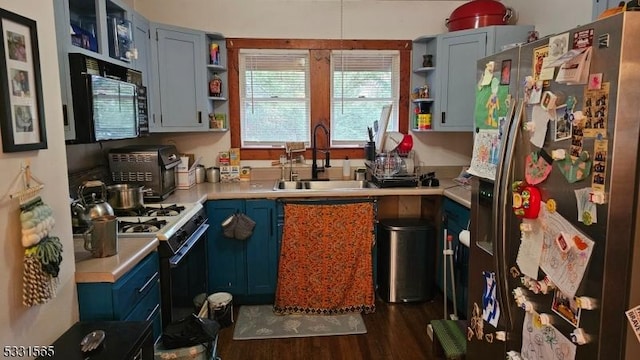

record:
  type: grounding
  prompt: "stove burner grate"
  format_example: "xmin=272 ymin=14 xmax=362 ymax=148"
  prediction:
xmin=119 ymin=218 xmax=168 ymax=233
xmin=145 ymin=204 xmax=185 ymax=217
xmin=113 ymin=204 xmax=186 ymax=217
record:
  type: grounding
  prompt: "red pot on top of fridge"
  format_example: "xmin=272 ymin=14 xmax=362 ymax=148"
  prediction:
xmin=446 ymin=0 xmax=516 ymax=32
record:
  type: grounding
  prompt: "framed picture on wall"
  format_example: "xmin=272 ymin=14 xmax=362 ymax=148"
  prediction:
xmin=0 ymin=8 xmax=47 ymax=152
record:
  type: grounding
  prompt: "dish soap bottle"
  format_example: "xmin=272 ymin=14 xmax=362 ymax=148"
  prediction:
xmin=343 ymin=156 xmax=351 ymax=180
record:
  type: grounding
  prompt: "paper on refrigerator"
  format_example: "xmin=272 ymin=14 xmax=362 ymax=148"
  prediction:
xmin=521 ymin=312 xmax=576 ymax=360
xmin=516 ymin=218 xmax=545 ymax=279
xmin=468 ymin=129 xmax=501 ymax=180
xmin=538 ymin=203 xmax=595 ymax=297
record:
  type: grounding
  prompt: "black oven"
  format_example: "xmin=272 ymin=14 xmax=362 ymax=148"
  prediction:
xmin=157 ymin=206 xmax=209 ymax=327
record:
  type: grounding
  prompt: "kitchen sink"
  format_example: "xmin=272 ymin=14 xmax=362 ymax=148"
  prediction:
xmin=272 ymin=179 xmax=373 ymax=191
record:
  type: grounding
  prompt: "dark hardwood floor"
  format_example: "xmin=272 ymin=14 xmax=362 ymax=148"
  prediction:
xmin=216 ymin=292 xmax=455 ymax=360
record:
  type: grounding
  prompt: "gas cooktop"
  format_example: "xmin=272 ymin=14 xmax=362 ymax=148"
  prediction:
xmin=115 ymin=202 xmax=203 ymax=241
xmin=73 ymin=202 xmax=204 ymax=242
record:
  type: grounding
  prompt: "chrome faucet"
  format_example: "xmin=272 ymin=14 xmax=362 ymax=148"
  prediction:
xmin=312 ymin=123 xmax=331 ymax=180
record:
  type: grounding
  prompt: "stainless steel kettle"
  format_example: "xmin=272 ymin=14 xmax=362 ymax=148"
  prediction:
xmin=71 ymin=180 xmax=114 ymax=228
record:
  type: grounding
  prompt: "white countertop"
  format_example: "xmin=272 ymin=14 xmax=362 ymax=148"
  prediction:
xmin=74 ymin=178 xmax=471 ymax=283
xmin=74 ymin=236 xmax=158 ymax=283
xmin=167 ymin=179 xmax=471 ymax=208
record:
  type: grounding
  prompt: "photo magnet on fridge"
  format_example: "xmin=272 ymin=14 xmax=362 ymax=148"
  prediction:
xmin=551 ymin=289 xmax=582 ymax=327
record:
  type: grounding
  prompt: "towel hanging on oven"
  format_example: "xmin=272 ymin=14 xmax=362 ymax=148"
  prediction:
xmin=221 ymin=212 xmax=256 ymax=240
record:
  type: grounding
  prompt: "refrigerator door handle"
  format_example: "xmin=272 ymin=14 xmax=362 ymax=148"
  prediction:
xmin=492 ymin=98 xmax=524 ymax=333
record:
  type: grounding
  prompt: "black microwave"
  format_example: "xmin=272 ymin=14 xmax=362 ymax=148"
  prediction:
xmin=67 ymin=53 xmax=145 ymax=143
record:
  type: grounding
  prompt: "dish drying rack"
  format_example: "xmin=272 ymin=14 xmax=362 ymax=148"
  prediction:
xmin=365 ymin=151 xmax=419 ymax=188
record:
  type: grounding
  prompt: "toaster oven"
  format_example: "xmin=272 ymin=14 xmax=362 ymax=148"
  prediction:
xmin=108 ymin=145 xmax=181 ymax=201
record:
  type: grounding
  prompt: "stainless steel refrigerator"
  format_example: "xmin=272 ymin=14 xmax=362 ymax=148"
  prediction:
xmin=467 ymin=12 xmax=640 ymax=360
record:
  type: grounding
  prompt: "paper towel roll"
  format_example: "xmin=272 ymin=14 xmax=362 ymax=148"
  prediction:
xmin=459 ymin=229 xmax=470 ymax=247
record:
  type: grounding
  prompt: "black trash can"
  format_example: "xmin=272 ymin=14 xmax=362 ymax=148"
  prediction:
xmin=377 ymin=218 xmax=435 ymax=303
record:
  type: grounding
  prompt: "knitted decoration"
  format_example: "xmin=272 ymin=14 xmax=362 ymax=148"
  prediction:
xmin=19 ymin=196 xmax=63 ymax=307
xmin=20 ymin=196 xmax=55 ymax=247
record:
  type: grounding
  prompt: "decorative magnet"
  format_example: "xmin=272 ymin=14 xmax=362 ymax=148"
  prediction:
xmin=552 ymin=149 xmax=567 ymax=160
xmin=521 ymin=301 xmax=535 ymax=313
xmin=575 ymin=296 xmax=597 ymax=310
xmin=519 ymin=222 xmax=533 ymax=232
xmin=513 ymin=287 xmax=525 ymax=298
xmin=570 ymin=328 xmax=589 ymax=345
xmin=545 ymin=199 xmax=557 ymax=213
xmin=556 ymin=150 xmax=592 ymax=183
xmin=555 ymin=232 xmax=571 ymax=253
xmin=510 ymin=266 xmax=521 ymax=278
xmin=525 ymin=150 xmax=553 ymax=185
xmin=507 ymin=351 xmax=524 ymax=360
xmin=589 ymin=191 xmax=606 ymax=204
xmin=512 ymin=181 xmax=542 ymax=219
xmin=539 ymin=313 xmax=553 ymax=325
xmin=572 ymin=235 xmax=590 ymax=251
xmin=540 ymin=91 xmax=558 ymax=111
xmin=538 ymin=281 xmax=551 ymax=294
xmin=495 ymin=331 xmax=507 ymax=342
xmin=542 ymin=276 xmax=556 ymax=290
xmin=485 ymin=333 xmax=494 ymax=343
xmin=523 ymin=121 xmax=536 ymax=132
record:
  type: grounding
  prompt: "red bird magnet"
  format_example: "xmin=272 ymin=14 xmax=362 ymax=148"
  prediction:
xmin=512 ymin=181 xmax=541 ymax=219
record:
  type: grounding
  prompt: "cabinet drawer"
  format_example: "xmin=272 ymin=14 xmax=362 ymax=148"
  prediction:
xmin=113 ymin=252 xmax=160 ymax=319
xmin=125 ymin=280 xmax=162 ymax=343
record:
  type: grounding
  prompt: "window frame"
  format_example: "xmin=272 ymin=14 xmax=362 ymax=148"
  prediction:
xmin=227 ymin=39 xmax=411 ymax=160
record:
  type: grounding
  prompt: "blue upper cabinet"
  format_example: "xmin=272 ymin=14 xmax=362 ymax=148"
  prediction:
xmin=435 ymin=31 xmax=488 ymax=132
xmin=55 ymin=0 xmax=136 ymax=66
xmin=131 ymin=13 xmax=151 ymax=84
xmin=149 ymin=23 xmax=208 ymax=132
xmin=412 ymin=25 xmax=533 ymax=132
xmin=54 ymin=0 xmax=143 ymax=141
xmin=593 ymin=0 xmax=623 ymax=20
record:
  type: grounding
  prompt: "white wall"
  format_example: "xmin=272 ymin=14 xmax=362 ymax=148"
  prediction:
xmin=0 ymin=0 xmax=78 ymax=348
xmin=503 ymin=0 xmax=593 ymax=37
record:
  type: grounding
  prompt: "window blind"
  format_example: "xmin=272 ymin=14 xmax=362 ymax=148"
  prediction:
xmin=239 ymin=49 xmax=310 ymax=147
xmin=331 ymin=50 xmax=400 ymax=146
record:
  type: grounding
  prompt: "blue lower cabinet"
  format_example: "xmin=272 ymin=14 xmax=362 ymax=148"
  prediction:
xmin=207 ymin=199 xmax=278 ymax=304
xmin=438 ymin=198 xmax=470 ymax=319
xmin=77 ymin=251 xmax=162 ymax=343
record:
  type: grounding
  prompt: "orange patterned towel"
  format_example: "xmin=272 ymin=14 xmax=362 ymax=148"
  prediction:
xmin=274 ymin=201 xmax=376 ymax=315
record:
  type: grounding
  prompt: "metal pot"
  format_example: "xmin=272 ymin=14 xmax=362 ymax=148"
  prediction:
xmin=106 ymin=183 xmax=146 ymax=210
xmin=72 ymin=180 xmax=114 ymax=228
xmin=446 ymin=0 xmax=515 ymax=32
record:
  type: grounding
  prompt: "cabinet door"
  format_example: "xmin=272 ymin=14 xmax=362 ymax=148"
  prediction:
xmin=132 ymin=13 xmax=151 ymax=84
xmin=207 ymin=200 xmax=247 ymax=295
xmin=435 ymin=32 xmax=487 ymax=131
xmin=151 ymin=25 xmax=207 ymax=132
xmin=593 ymin=0 xmax=620 ymax=20
xmin=53 ymin=0 xmax=75 ymax=141
xmin=245 ymin=200 xmax=278 ymax=295
xmin=438 ymin=199 xmax=471 ymax=317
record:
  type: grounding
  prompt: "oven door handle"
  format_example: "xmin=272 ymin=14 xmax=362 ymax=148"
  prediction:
xmin=169 ymin=223 xmax=209 ymax=267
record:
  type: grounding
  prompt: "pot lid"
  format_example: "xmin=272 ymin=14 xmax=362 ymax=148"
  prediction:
xmin=450 ymin=0 xmax=507 ymax=18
